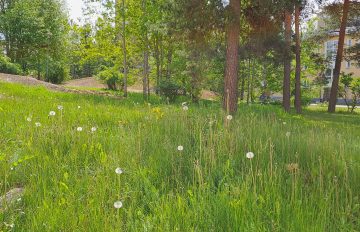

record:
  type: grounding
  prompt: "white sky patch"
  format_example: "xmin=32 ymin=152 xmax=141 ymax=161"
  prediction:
xmin=65 ymin=0 xmax=85 ymax=21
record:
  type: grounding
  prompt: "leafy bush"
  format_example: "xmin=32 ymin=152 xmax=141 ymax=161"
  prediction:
xmin=339 ymin=72 xmax=360 ymax=112
xmin=0 ymin=55 xmax=22 ymax=75
xmin=157 ymin=80 xmax=183 ymax=102
xmin=301 ymin=90 xmax=315 ymax=106
xmin=45 ymin=62 xmax=69 ymax=84
xmin=96 ymin=68 xmax=122 ymax=90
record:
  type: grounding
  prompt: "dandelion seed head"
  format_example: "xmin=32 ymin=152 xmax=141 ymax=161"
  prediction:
xmin=78 ymin=106 xmax=81 ymax=109
xmin=182 ymin=106 xmax=189 ymax=111
xmin=226 ymin=115 xmax=233 ymax=121
xmin=26 ymin=117 xmax=32 ymax=122
xmin=283 ymin=122 xmax=287 ymax=125
xmin=35 ymin=122 xmax=41 ymax=127
xmin=177 ymin=145 xmax=184 ymax=151
xmin=114 ymin=201 xmax=123 ymax=209
xmin=91 ymin=127 xmax=97 ymax=132
xmin=181 ymin=102 xmax=187 ymax=106
xmin=246 ymin=152 xmax=255 ymax=159
xmin=286 ymin=132 xmax=291 ymax=137
xmin=49 ymin=111 xmax=56 ymax=116
xmin=115 ymin=167 xmax=123 ymax=175
xmin=76 ymin=127 xmax=83 ymax=132
xmin=57 ymin=105 xmax=63 ymax=111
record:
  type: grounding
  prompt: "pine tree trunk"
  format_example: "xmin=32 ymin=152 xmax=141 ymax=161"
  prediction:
xmin=154 ymin=35 xmax=161 ymax=94
xmin=190 ymin=48 xmax=200 ymax=103
xmin=122 ymin=0 xmax=128 ymax=97
xmin=143 ymin=49 xmax=149 ymax=100
xmin=223 ymin=0 xmax=241 ymax=114
xmin=142 ymin=0 xmax=149 ymax=100
xmin=166 ymin=48 xmax=172 ymax=80
xmin=240 ymin=61 xmax=245 ymax=100
xmin=294 ymin=5 xmax=302 ymax=114
xmin=247 ymin=58 xmax=250 ymax=105
xmin=250 ymin=58 xmax=254 ymax=103
xmin=328 ymin=0 xmax=350 ymax=113
xmin=283 ymin=9 xmax=292 ymax=112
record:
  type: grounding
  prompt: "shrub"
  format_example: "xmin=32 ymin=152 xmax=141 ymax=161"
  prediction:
xmin=45 ymin=62 xmax=69 ymax=84
xmin=0 ymin=55 xmax=22 ymax=75
xmin=96 ymin=68 xmax=122 ymax=90
xmin=158 ymin=80 xmax=183 ymax=102
xmin=339 ymin=72 xmax=360 ymax=112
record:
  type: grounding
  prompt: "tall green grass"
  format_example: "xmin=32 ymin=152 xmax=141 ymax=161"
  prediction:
xmin=1 ymin=83 xmax=359 ymax=231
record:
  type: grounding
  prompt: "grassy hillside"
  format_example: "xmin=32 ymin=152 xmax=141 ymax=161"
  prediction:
xmin=1 ymin=83 xmax=360 ymax=231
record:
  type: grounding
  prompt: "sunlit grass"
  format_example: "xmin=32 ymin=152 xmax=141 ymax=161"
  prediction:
xmin=1 ymin=82 xmax=359 ymax=231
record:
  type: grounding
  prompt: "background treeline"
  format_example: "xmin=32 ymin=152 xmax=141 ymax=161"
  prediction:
xmin=0 ymin=0 xmax=359 ymax=110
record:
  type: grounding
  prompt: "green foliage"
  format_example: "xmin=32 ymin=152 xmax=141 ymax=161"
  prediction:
xmin=45 ymin=61 xmax=70 ymax=84
xmin=96 ymin=67 xmax=122 ymax=90
xmin=157 ymin=79 xmax=183 ymax=102
xmin=0 ymin=55 xmax=22 ymax=75
xmin=0 ymin=0 xmax=69 ymax=82
xmin=339 ymin=72 xmax=360 ymax=112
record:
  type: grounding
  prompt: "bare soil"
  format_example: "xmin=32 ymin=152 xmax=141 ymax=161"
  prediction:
xmin=0 ymin=74 xmax=219 ymax=100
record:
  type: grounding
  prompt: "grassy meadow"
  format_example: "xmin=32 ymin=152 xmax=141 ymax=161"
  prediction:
xmin=1 ymin=82 xmax=360 ymax=231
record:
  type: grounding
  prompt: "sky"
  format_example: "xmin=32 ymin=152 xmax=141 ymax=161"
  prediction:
xmin=65 ymin=0 xmax=85 ymax=21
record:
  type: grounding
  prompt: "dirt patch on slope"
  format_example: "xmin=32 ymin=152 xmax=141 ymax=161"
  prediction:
xmin=63 ymin=77 xmax=106 ymax=89
xmin=0 ymin=73 xmax=121 ymax=98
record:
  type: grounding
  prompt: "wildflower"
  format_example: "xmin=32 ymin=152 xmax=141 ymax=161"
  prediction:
xmin=181 ymin=102 xmax=187 ymax=106
xmin=57 ymin=105 xmax=63 ymax=111
xmin=114 ymin=201 xmax=123 ymax=209
xmin=286 ymin=132 xmax=291 ymax=137
xmin=76 ymin=127 xmax=83 ymax=132
xmin=49 ymin=111 xmax=56 ymax=116
xmin=91 ymin=127 xmax=97 ymax=132
xmin=26 ymin=117 xmax=32 ymax=122
xmin=35 ymin=122 xmax=41 ymax=127
xmin=115 ymin=167 xmax=123 ymax=175
xmin=286 ymin=163 xmax=299 ymax=172
xmin=182 ymin=106 xmax=189 ymax=111
xmin=226 ymin=115 xmax=233 ymax=121
xmin=77 ymin=106 xmax=81 ymax=109
xmin=177 ymin=145 xmax=184 ymax=151
xmin=246 ymin=152 xmax=254 ymax=159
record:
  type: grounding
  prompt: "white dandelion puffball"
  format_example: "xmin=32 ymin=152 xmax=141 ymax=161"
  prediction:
xmin=49 ymin=111 xmax=56 ymax=116
xmin=77 ymin=106 xmax=81 ymax=109
xmin=286 ymin=132 xmax=291 ymax=137
xmin=177 ymin=145 xmax=184 ymax=151
xmin=77 ymin=127 xmax=83 ymax=132
xmin=35 ymin=122 xmax=41 ymax=127
xmin=115 ymin=167 xmax=123 ymax=175
xmin=91 ymin=127 xmax=97 ymax=132
xmin=246 ymin=152 xmax=255 ymax=159
xmin=182 ymin=106 xmax=189 ymax=111
xmin=181 ymin=102 xmax=187 ymax=106
xmin=57 ymin=105 xmax=63 ymax=111
xmin=114 ymin=201 xmax=123 ymax=209
xmin=26 ymin=117 xmax=32 ymax=122
xmin=226 ymin=115 xmax=233 ymax=121
xmin=283 ymin=122 xmax=287 ymax=125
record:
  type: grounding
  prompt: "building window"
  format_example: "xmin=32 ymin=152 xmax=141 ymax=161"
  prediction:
xmin=347 ymin=39 xmax=352 ymax=47
xmin=346 ymin=61 xmax=351 ymax=69
xmin=325 ymin=68 xmax=332 ymax=79
xmin=325 ymin=40 xmax=338 ymax=69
